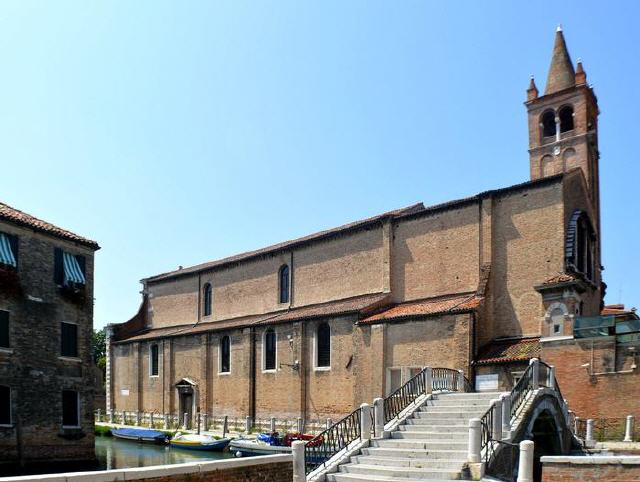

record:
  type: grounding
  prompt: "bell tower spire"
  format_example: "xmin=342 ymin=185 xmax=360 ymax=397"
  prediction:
xmin=525 ymin=27 xmax=600 ymax=220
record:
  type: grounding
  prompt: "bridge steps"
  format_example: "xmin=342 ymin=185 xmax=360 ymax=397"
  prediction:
xmin=326 ymin=392 xmax=502 ymax=482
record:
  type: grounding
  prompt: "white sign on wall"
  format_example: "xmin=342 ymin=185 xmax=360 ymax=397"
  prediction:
xmin=475 ymin=374 xmax=499 ymax=391
xmin=121 ymin=389 xmax=130 ymax=396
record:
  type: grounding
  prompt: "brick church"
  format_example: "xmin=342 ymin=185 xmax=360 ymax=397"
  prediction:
xmin=107 ymin=28 xmax=640 ymax=424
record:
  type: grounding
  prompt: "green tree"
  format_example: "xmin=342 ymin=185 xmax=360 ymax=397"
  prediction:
xmin=92 ymin=328 xmax=106 ymax=377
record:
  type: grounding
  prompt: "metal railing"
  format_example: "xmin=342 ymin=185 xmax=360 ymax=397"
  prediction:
xmin=485 ymin=440 xmax=519 ymax=482
xmin=304 ymin=407 xmax=360 ymax=475
xmin=480 ymin=404 xmax=494 ymax=454
xmin=576 ymin=417 xmax=638 ymax=442
xmin=432 ymin=367 xmax=466 ymax=392
xmin=508 ymin=363 xmax=534 ymax=419
xmin=383 ymin=368 xmax=427 ymax=424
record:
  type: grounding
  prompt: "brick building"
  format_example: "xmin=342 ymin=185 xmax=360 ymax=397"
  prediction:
xmin=107 ymin=28 xmax=638 ymax=424
xmin=0 ymin=203 xmax=100 ymax=469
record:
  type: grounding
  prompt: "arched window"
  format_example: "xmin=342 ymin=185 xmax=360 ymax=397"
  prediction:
xmin=149 ymin=344 xmax=159 ymax=377
xmin=316 ymin=322 xmax=331 ymax=368
xmin=550 ymin=307 xmax=565 ymax=336
xmin=541 ymin=110 xmax=556 ymax=138
xmin=559 ymin=105 xmax=574 ymax=133
xmin=566 ymin=210 xmax=596 ymax=282
xmin=220 ymin=335 xmax=230 ymax=373
xmin=203 ymin=283 xmax=212 ymax=317
xmin=264 ymin=329 xmax=277 ymax=371
xmin=279 ymin=265 xmax=290 ymax=304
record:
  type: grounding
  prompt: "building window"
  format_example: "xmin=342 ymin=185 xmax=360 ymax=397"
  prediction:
xmin=279 ymin=265 xmax=290 ymax=304
xmin=62 ymin=390 xmax=79 ymax=427
xmin=0 ymin=311 xmax=8 ymax=349
xmin=559 ymin=105 xmax=574 ymax=132
xmin=541 ymin=110 xmax=556 ymax=138
xmin=149 ymin=344 xmax=159 ymax=377
xmin=0 ymin=233 xmax=18 ymax=269
xmin=567 ymin=210 xmax=596 ymax=283
xmin=316 ymin=322 xmax=331 ymax=368
xmin=0 ymin=386 xmax=10 ymax=425
xmin=61 ymin=322 xmax=78 ymax=358
xmin=264 ymin=329 xmax=277 ymax=371
xmin=220 ymin=335 xmax=230 ymax=373
xmin=203 ymin=283 xmax=212 ymax=317
xmin=550 ymin=307 xmax=565 ymax=336
xmin=54 ymin=249 xmax=86 ymax=287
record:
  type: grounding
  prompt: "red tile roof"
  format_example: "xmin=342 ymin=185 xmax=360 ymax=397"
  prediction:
xmin=601 ymin=304 xmax=639 ymax=320
xmin=475 ymin=337 xmax=541 ymax=365
xmin=115 ymin=292 xmax=390 ymax=343
xmin=359 ymin=293 xmax=481 ymax=324
xmin=0 ymin=201 xmax=99 ymax=249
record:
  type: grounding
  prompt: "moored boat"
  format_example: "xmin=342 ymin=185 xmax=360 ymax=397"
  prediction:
xmin=170 ymin=433 xmax=231 ymax=451
xmin=111 ymin=427 xmax=169 ymax=444
xmin=230 ymin=432 xmax=321 ymax=457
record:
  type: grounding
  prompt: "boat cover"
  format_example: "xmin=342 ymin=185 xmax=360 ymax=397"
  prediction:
xmin=113 ymin=428 xmax=166 ymax=439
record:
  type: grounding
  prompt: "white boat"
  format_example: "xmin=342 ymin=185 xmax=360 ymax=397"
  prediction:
xmin=170 ymin=432 xmax=231 ymax=451
xmin=229 ymin=438 xmax=292 ymax=457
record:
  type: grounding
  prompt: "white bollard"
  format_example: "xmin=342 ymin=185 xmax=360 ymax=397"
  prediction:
xmin=163 ymin=413 xmax=169 ymax=430
xmin=468 ymin=418 xmax=482 ymax=463
xmin=624 ymin=415 xmax=634 ymax=442
xmin=500 ymin=393 xmax=511 ymax=440
xmin=491 ymin=399 xmax=502 ymax=441
xmin=149 ymin=412 xmax=154 ymax=428
xmin=548 ymin=365 xmax=556 ymax=390
xmin=109 ymin=409 xmax=114 ymax=424
xmin=517 ymin=440 xmax=534 ymax=482
xmin=574 ymin=416 xmax=580 ymax=435
xmin=297 ymin=417 xmax=304 ymax=433
xmin=457 ymin=369 xmax=465 ymax=391
xmin=425 ymin=367 xmax=433 ymax=394
xmin=245 ymin=416 xmax=252 ymax=433
xmin=530 ymin=358 xmax=540 ymax=388
xmin=270 ymin=417 xmax=276 ymax=433
xmin=326 ymin=418 xmax=332 ymax=429
xmin=292 ymin=440 xmax=306 ymax=482
xmin=360 ymin=403 xmax=372 ymax=441
xmin=183 ymin=412 xmax=189 ymax=430
xmin=135 ymin=412 xmax=141 ymax=426
xmin=373 ymin=397 xmax=385 ymax=438
xmin=96 ymin=408 xmax=102 ymax=422
xmin=586 ymin=419 xmax=595 ymax=444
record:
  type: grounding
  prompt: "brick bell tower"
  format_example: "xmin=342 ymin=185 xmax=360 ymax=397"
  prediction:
xmin=525 ymin=26 xmax=601 ymax=223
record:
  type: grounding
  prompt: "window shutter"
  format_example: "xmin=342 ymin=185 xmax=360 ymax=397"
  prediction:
xmin=61 ymin=323 xmax=78 ymax=357
xmin=54 ymin=248 xmax=64 ymax=285
xmin=7 ymin=235 xmax=18 ymax=268
xmin=76 ymin=255 xmax=86 ymax=279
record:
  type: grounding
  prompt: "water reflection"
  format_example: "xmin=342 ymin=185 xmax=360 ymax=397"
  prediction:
xmin=95 ymin=436 xmax=234 ymax=470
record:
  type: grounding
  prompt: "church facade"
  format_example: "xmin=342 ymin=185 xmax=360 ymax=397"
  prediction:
xmin=107 ymin=29 xmax=637 ymax=423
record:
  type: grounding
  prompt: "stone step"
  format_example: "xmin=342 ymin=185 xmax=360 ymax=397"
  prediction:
xmin=326 ymin=472 xmax=474 ymax=482
xmin=339 ymin=463 xmax=462 ymax=480
xmin=371 ymin=439 xmax=468 ymax=451
xmin=425 ymin=399 xmax=493 ymax=406
xmin=361 ymin=447 xmax=468 ymax=460
xmin=398 ymin=425 xmax=468 ymax=434
xmin=434 ymin=392 xmax=502 ymax=400
xmin=413 ymin=411 xmax=483 ymax=419
xmin=350 ymin=455 xmax=467 ymax=469
xmin=420 ymin=406 xmax=489 ymax=413
xmin=405 ymin=418 xmax=468 ymax=426
xmin=391 ymin=430 xmax=467 ymax=440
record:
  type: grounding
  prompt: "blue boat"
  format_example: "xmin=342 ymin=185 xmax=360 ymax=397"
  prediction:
xmin=111 ymin=427 xmax=169 ymax=444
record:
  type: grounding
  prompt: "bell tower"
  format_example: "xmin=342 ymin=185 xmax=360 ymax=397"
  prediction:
xmin=526 ymin=26 xmax=600 ymax=215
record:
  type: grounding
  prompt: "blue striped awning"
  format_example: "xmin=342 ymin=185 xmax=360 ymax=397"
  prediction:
xmin=0 ymin=233 xmax=16 ymax=268
xmin=63 ymin=252 xmax=86 ymax=285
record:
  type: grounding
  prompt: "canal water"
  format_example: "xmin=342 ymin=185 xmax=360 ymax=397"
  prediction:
xmin=95 ymin=436 xmax=234 ymax=470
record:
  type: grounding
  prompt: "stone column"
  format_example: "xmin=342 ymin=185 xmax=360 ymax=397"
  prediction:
xmin=164 ymin=414 xmax=169 ymax=430
xmin=624 ymin=415 xmax=635 ymax=442
xmin=183 ymin=412 xmax=189 ymax=430
xmin=373 ymin=397 xmax=384 ymax=438
xmin=149 ymin=412 xmax=154 ymax=428
xmin=468 ymin=418 xmax=481 ymax=463
xmin=586 ymin=419 xmax=595 ymax=445
xmin=530 ymin=358 xmax=540 ymax=388
xmin=425 ymin=367 xmax=433 ymax=394
xmin=517 ymin=440 xmax=534 ymax=482
xmin=574 ymin=416 xmax=580 ymax=435
xmin=104 ymin=325 xmax=115 ymax=413
xmin=326 ymin=418 xmax=332 ymax=429
xmin=96 ymin=408 xmax=102 ymax=423
xmin=457 ymin=369 xmax=465 ymax=392
xmin=548 ymin=365 xmax=556 ymax=390
xmin=491 ymin=399 xmax=502 ymax=441
xmin=360 ymin=403 xmax=371 ymax=441
xmin=297 ymin=417 xmax=304 ymax=433
xmin=109 ymin=409 xmax=114 ymax=424
xmin=245 ymin=416 xmax=252 ymax=434
xmin=500 ymin=393 xmax=511 ymax=440
xmin=292 ymin=440 xmax=306 ymax=482
xmin=270 ymin=417 xmax=276 ymax=432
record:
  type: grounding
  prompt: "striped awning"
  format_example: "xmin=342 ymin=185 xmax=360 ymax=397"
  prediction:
xmin=63 ymin=252 xmax=86 ymax=285
xmin=0 ymin=233 xmax=16 ymax=267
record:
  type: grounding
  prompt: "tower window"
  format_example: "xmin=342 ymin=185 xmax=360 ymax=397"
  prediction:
xmin=263 ymin=329 xmax=277 ymax=371
xmin=62 ymin=390 xmax=80 ymax=427
xmin=541 ymin=110 xmax=556 ymax=138
xmin=220 ymin=335 xmax=231 ymax=373
xmin=559 ymin=105 xmax=574 ymax=132
xmin=203 ymin=283 xmax=212 ymax=317
xmin=316 ymin=322 xmax=331 ymax=368
xmin=149 ymin=344 xmax=159 ymax=377
xmin=566 ymin=210 xmax=596 ymax=283
xmin=279 ymin=265 xmax=290 ymax=304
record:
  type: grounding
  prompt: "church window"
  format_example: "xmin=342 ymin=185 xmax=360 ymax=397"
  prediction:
xmin=541 ymin=110 xmax=556 ymax=138
xmin=263 ymin=329 xmax=277 ymax=371
xmin=220 ymin=335 xmax=231 ymax=373
xmin=149 ymin=344 xmax=159 ymax=376
xmin=279 ymin=265 xmax=290 ymax=304
xmin=203 ymin=283 xmax=212 ymax=317
xmin=316 ymin=322 xmax=331 ymax=369
xmin=559 ymin=105 xmax=574 ymax=132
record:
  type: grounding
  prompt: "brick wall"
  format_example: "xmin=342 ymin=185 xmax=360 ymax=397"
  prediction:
xmin=0 ymin=221 xmax=97 ymax=465
xmin=542 ymin=457 xmax=640 ymax=482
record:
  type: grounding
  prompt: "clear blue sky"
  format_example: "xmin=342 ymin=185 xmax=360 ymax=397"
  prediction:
xmin=1 ymin=1 xmax=639 ymax=329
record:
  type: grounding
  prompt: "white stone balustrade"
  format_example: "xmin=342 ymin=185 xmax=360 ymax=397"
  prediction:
xmin=361 ymin=403 xmax=372 ymax=440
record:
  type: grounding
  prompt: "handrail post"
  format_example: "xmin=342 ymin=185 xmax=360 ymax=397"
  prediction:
xmin=360 ymin=403 xmax=372 ymax=440
xmin=292 ymin=440 xmax=306 ymax=482
xmin=517 ymin=440 xmax=534 ymax=482
xmin=457 ymin=369 xmax=465 ymax=392
xmin=548 ymin=365 xmax=556 ymax=390
xmin=500 ymin=393 xmax=511 ymax=440
xmin=373 ymin=398 xmax=384 ymax=438
xmin=468 ymin=418 xmax=482 ymax=463
xmin=586 ymin=419 xmax=595 ymax=446
xmin=574 ymin=416 xmax=580 ymax=435
xmin=530 ymin=358 xmax=540 ymax=388
xmin=491 ymin=399 xmax=502 ymax=441
xmin=624 ymin=415 xmax=634 ymax=442
xmin=425 ymin=367 xmax=433 ymax=394
xmin=326 ymin=418 xmax=332 ymax=429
